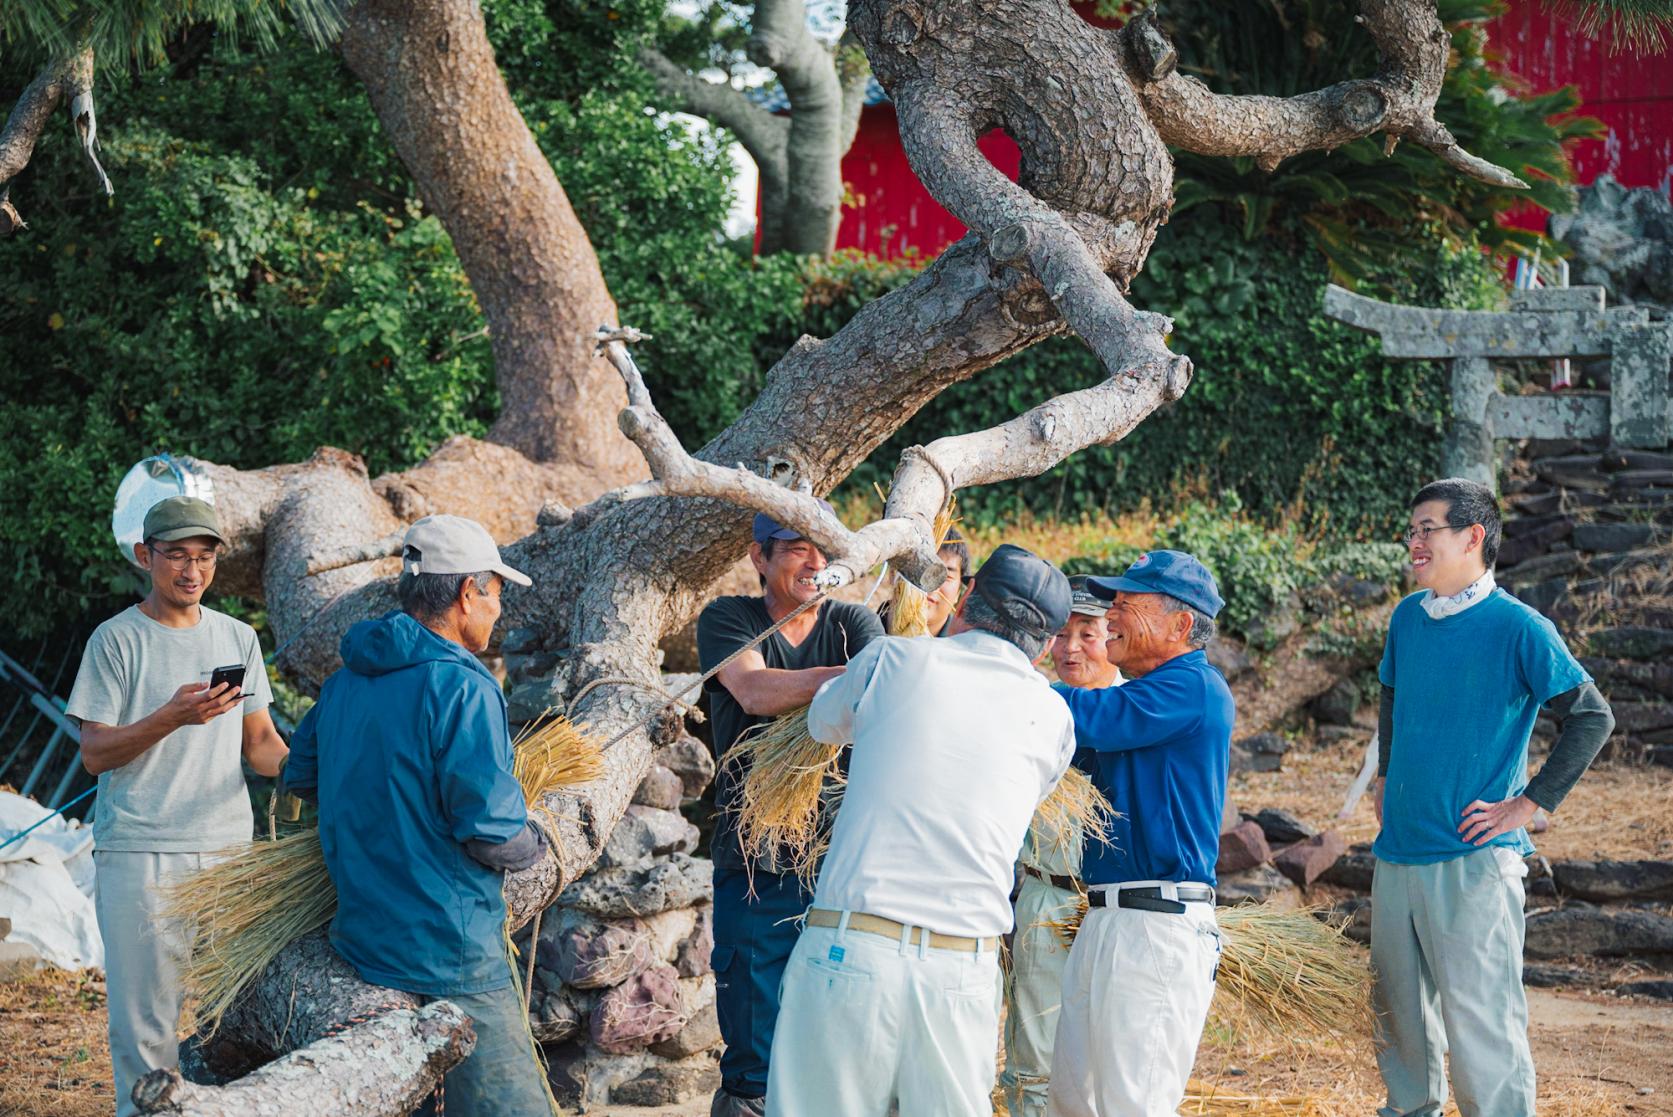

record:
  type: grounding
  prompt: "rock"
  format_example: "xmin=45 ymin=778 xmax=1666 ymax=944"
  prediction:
xmin=1612 ymin=469 xmax=1673 ymax=492
xmin=1220 ymin=796 xmax=1242 ymax=835
xmin=633 ymin=765 xmax=687 ymax=810
xmin=1325 ymin=573 xmax=1389 ymax=607
xmin=1499 ymin=550 xmax=1582 ymax=586
xmin=1612 ymin=704 xmax=1673 ymax=735
xmin=1323 ymin=896 xmax=1372 ymax=944
xmin=1273 ymin=831 xmax=1348 ymax=889
xmin=1310 ymin=678 xmax=1362 ymax=727
xmin=545 ymin=1046 xmax=658 ymax=1107
xmin=1242 ymin=595 xmax=1300 ymax=650
xmin=1252 ymin=808 xmax=1317 ymax=846
xmin=0 ymin=917 xmax=10 ymax=940
xmin=1580 ymin=657 xmax=1673 ymax=701
xmin=677 ymin=904 xmax=714 ymax=978
xmin=1550 ymin=174 xmax=1673 ymax=306
xmin=1508 ymin=490 xmax=1563 ymax=516
xmin=1572 ymin=521 xmax=1654 ymax=553
xmin=1318 ymin=847 xmax=1377 ymax=891
xmin=1587 ymin=627 xmax=1673 ymax=660
xmin=611 ymin=1053 xmax=722 ymax=1105
xmin=1590 ymin=547 xmax=1665 ymax=575
xmin=543 ymin=910 xmax=654 ymax=989
xmin=1522 ymin=964 xmax=1595 ymax=989
xmin=600 ymin=806 xmax=701 ymax=872
xmin=1317 ymin=725 xmax=1367 ymax=748
xmin=506 ymin=672 xmax=567 ymax=724
xmin=1497 ymin=515 xmax=1576 ymax=568
xmin=1230 ymin=731 xmax=1289 ymax=773
xmin=656 ymin=734 xmax=717 ymax=799
xmin=1617 ymin=980 xmax=1673 ymax=1000
xmin=500 ymin=627 xmax=541 ymax=655
xmin=642 ymin=906 xmax=700 ymax=965
xmin=1603 ymin=449 xmax=1673 ymax=473
xmin=591 ymin=963 xmax=687 ymax=1054
xmin=1523 ymin=908 xmax=1673 ymax=959
xmin=1217 ymin=821 xmax=1272 ymax=875
xmin=530 ymin=984 xmax=584 ymax=1043
xmin=649 ymin=1001 xmax=723 ymax=1060
xmin=1508 ymin=577 xmax=1570 ymax=619
xmin=1216 ymin=865 xmax=1296 ymax=906
xmin=1551 ymin=859 xmax=1673 ymax=902
xmin=560 ymin=853 xmax=714 ymax=919
xmin=1207 ymin=637 xmax=1253 ymax=681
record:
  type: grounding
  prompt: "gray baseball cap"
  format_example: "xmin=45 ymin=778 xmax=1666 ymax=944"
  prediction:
xmin=972 ymin=543 xmax=1072 ymax=639
xmin=402 ymin=515 xmax=532 ymax=587
xmin=1065 ymin=575 xmax=1108 ymax=618
xmin=143 ymin=496 xmax=226 ymax=545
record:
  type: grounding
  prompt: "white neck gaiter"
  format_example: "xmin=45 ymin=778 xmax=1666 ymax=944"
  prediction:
xmin=1421 ymin=569 xmax=1496 ymax=620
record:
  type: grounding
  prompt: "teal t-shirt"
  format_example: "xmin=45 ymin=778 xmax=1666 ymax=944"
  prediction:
xmin=1374 ymin=588 xmax=1588 ymax=865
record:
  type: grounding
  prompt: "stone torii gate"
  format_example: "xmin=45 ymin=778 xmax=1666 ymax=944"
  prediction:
xmin=1323 ymin=284 xmax=1672 ymax=488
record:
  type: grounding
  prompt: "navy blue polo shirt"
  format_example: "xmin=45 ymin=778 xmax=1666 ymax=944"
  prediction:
xmin=1058 ymin=650 xmax=1235 ymax=888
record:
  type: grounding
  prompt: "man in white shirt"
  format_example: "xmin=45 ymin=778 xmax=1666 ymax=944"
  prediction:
xmin=765 ymin=544 xmax=1077 ymax=1117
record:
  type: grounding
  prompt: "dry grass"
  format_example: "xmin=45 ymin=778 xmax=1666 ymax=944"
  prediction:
xmin=163 ymin=711 xmax=604 ymax=1037
xmin=723 ymin=707 xmax=841 ymax=888
xmin=1029 ymin=768 xmax=1116 ymax=863
xmin=1234 ymin=746 xmax=1673 ymax=862
xmin=885 ymin=498 xmax=961 ymax=638
xmin=0 ymin=967 xmax=110 ymax=1117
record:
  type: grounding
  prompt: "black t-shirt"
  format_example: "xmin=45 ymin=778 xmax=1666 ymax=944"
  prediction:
xmin=696 ymin=595 xmax=884 ymax=867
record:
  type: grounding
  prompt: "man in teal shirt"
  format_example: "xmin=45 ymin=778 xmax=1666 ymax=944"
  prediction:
xmin=1373 ymin=478 xmax=1614 ymax=1117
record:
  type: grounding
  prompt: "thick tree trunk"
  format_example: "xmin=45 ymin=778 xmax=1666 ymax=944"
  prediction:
xmin=337 ymin=0 xmax=644 ymax=482
xmin=135 ymin=1001 xmax=472 ymax=1117
xmin=192 ymin=0 xmax=1527 ymax=1091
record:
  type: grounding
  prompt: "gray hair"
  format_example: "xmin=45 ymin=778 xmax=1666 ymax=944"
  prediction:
xmin=961 ymin=593 xmax=1050 ymax=661
xmin=1160 ymin=594 xmax=1216 ymax=650
xmin=397 ymin=569 xmax=494 ymax=623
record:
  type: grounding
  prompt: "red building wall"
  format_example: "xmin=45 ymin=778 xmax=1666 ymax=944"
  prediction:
xmin=829 ymin=0 xmax=1673 ymax=258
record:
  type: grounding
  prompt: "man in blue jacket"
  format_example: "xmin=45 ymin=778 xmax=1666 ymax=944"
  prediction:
xmin=284 ymin=515 xmax=552 ymax=1117
xmin=1046 ymin=550 xmax=1234 ymax=1117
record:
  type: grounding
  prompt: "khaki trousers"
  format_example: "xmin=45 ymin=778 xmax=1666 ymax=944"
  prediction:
xmin=1002 ymin=875 xmax=1082 ymax=1117
xmin=94 ymin=850 xmax=208 ymax=1117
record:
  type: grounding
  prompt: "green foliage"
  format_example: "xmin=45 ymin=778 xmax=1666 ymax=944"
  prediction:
xmin=1 ymin=0 xmax=341 ymax=70
xmin=1152 ymin=0 xmax=1599 ymax=282
xmin=1545 ymin=0 xmax=1673 ymax=53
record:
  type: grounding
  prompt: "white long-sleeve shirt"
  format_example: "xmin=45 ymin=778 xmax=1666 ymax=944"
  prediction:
xmin=807 ymin=629 xmax=1076 ymax=938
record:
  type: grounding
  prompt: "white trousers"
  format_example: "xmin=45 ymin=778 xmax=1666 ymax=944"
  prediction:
xmin=1047 ymin=898 xmax=1220 ymax=1117
xmin=1002 ymin=876 xmax=1082 ymax=1117
xmin=94 ymin=850 xmax=208 ymax=1117
xmin=766 ymin=918 xmax=1002 ymax=1117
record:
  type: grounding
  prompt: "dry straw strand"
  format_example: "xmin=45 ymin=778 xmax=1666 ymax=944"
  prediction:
xmin=166 ymin=709 xmax=604 ymax=1037
xmin=725 ymin=707 xmax=842 ymax=888
xmin=1030 ymin=767 xmax=1116 ymax=860
xmin=1045 ymin=898 xmax=1370 ymax=1042
xmin=885 ymin=498 xmax=960 ymax=638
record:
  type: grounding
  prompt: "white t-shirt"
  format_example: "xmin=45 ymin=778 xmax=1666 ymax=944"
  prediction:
xmin=807 ymin=629 xmax=1075 ymax=938
xmin=65 ymin=604 xmax=270 ymax=852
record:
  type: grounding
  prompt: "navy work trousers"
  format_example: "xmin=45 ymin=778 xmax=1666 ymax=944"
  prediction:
xmin=712 ymin=862 xmax=812 ymax=1099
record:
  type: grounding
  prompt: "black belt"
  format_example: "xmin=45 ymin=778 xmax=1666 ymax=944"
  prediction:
xmin=1022 ymin=865 xmax=1083 ymax=891
xmin=1087 ymin=884 xmax=1215 ymax=915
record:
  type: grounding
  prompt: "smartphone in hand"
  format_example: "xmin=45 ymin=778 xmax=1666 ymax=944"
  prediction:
xmin=209 ymin=663 xmax=248 ymax=699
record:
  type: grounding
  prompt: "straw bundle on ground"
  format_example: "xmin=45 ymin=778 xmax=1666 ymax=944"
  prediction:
xmin=1045 ymin=899 xmax=1371 ymax=1041
xmin=165 ymin=710 xmax=603 ymax=1037
xmin=885 ymin=499 xmax=960 ymax=638
xmin=1029 ymin=767 xmax=1115 ymax=860
xmin=725 ymin=707 xmax=841 ymax=887
xmin=1180 ymin=1081 xmax=1327 ymax=1116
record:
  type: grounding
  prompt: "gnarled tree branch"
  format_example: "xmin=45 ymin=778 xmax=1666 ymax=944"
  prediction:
xmin=639 ymin=48 xmax=790 ymax=164
xmin=0 ymin=45 xmax=105 ymax=232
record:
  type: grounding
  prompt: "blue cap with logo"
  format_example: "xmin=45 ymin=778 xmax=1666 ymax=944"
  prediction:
xmin=1087 ymin=549 xmax=1225 ymax=619
xmin=752 ymin=501 xmax=837 ymax=546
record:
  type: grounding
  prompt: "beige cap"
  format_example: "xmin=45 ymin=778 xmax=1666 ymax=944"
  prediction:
xmin=401 ymin=515 xmax=532 ymax=587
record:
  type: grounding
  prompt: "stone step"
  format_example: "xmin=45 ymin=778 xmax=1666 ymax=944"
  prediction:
xmin=1551 ymin=860 xmax=1673 ymax=903
xmin=1611 ymin=702 xmax=1673 ymax=734
xmin=1601 ymin=448 xmax=1673 ymax=473
xmin=1579 ymin=658 xmax=1673 ymax=701
xmin=1587 ymin=627 xmax=1673 ymax=660
xmin=1571 ymin=521 xmax=1655 ymax=552
xmin=1611 ymin=469 xmax=1673 ymax=492
xmin=1524 ymin=907 xmax=1673 ymax=960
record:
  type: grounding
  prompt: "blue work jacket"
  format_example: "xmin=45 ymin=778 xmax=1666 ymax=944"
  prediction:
xmin=284 ymin=611 xmax=527 ymax=996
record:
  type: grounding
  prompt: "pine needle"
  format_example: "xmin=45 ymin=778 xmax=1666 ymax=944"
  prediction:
xmin=1045 ymin=899 xmax=1371 ymax=1042
xmin=725 ymin=707 xmax=842 ymax=888
xmin=166 ymin=709 xmax=603 ymax=1037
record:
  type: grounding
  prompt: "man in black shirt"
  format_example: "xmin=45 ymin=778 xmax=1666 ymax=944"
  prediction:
xmin=696 ymin=512 xmax=884 ymax=1117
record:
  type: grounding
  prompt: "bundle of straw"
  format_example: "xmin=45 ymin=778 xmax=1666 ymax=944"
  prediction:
xmin=884 ymin=498 xmax=960 ymax=639
xmin=725 ymin=708 xmax=841 ymax=888
xmin=1028 ymin=767 xmax=1115 ymax=861
xmin=1045 ymin=899 xmax=1371 ymax=1041
xmin=165 ymin=709 xmax=604 ymax=1037
xmin=1180 ymin=1081 xmax=1327 ymax=1116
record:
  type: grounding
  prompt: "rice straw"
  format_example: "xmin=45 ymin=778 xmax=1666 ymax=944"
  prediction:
xmin=166 ymin=709 xmax=603 ymax=1037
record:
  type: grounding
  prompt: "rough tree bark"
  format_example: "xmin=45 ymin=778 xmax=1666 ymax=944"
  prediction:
xmin=0 ymin=44 xmax=110 ymax=234
xmin=177 ymin=0 xmax=1525 ymax=1106
xmin=642 ymin=0 xmax=871 ymax=255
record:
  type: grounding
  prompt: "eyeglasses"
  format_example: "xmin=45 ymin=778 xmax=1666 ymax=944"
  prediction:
xmin=150 ymin=547 xmax=219 ymax=571
xmin=1402 ymin=524 xmax=1463 ymax=544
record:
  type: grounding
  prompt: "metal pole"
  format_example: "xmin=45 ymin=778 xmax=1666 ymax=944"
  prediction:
xmin=19 ymin=726 xmax=66 ymax=799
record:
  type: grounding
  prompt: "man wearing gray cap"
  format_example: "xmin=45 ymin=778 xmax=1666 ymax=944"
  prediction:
xmin=67 ymin=496 xmax=289 ymax=1115
xmin=283 ymin=514 xmax=553 ymax=1116
xmin=766 ymin=544 xmax=1077 ymax=1115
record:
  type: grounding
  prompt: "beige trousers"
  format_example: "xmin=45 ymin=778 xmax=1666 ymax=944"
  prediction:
xmin=1002 ymin=875 xmax=1082 ymax=1117
xmin=94 ymin=850 xmax=208 ymax=1117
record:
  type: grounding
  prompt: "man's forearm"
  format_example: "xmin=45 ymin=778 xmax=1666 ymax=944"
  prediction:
xmin=243 ymin=726 xmax=289 ymax=778
xmin=1525 ymin=682 xmax=1614 ymax=812
xmin=728 ymin=665 xmax=845 ymax=716
xmin=79 ymin=712 xmax=176 ymax=775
